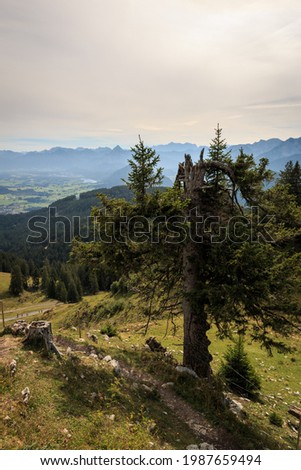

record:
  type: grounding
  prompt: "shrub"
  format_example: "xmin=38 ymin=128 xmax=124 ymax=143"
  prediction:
xmin=269 ymin=412 xmax=283 ymax=427
xmin=101 ymin=324 xmax=118 ymax=337
xmin=219 ymin=336 xmax=261 ymax=399
xmin=110 ymin=277 xmax=128 ymax=295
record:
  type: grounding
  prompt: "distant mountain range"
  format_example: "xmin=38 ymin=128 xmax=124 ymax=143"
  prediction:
xmin=1 ymin=137 xmax=301 ymax=187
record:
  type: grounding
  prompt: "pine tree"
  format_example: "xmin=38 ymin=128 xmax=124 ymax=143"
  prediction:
xmin=123 ymin=136 xmax=163 ymax=206
xmin=67 ymin=280 xmax=80 ymax=303
xmin=56 ymin=280 xmax=67 ymax=303
xmin=73 ymin=132 xmax=300 ymax=378
xmin=9 ymin=265 xmax=23 ymax=296
xmin=220 ymin=336 xmax=261 ymax=398
xmin=73 ymin=271 xmax=83 ymax=300
xmin=279 ymin=160 xmax=301 ymax=205
xmin=19 ymin=259 xmax=29 ymax=289
xmin=41 ymin=262 xmax=51 ymax=293
xmin=28 ymin=259 xmax=35 ymax=277
xmin=32 ymin=267 xmax=40 ymax=290
xmin=207 ymin=123 xmax=232 ymax=190
xmin=47 ymin=278 xmax=56 ymax=299
xmin=88 ymin=270 xmax=99 ymax=294
xmin=208 ymin=123 xmax=232 ymax=163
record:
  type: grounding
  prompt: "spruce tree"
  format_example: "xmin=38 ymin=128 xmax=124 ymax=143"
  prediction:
xmin=279 ymin=160 xmax=301 ymax=205
xmin=19 ymin=259 xmax=29 ymax=289
xmin=220 ymin=336 xmax=261 ymax=398
xmin=73 ymin=132 xmax=301 ymax=378
xmin=208 ymin=123 xmax=232 ymax=163
xmin=67 ymin=280 xmax=80 ymax=303
xmin=207 ymin=123 xmax=232 ymax=190
xmin=47 ymin=278 xmax=56 ymax=299
xmin=32 ymin=267 xmax=40 ymax=290
xmin=56 ymin=280 xmax=67 ymax=303
xmin=9 ymin=265 xmax=23 ymax=296
xmin=88 ymin=270 xmax=99 ymax=294
xmin=123 ymin=136 xmax=163 ymax=206
xmin=41 ymin=262 xmax=50 ymax=293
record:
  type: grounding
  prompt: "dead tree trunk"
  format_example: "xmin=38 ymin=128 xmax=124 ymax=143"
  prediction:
xmin=23 ymin=321 xmax=62 ymax=357
xmin=176 ymin=153 xmax=233 ymax=378
xmin=182 ymin=239 xmax=212 ymax=378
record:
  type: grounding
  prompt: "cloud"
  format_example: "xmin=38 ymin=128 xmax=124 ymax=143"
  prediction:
xmin=0 ymin=0 xmax=300 ymax=149
xmin=245 ymin=102 xmax=301 ymax=110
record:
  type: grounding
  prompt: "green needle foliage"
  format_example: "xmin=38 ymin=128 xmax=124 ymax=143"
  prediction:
xmin=73 ymin=130 xmax=301 ymax=378
xmin=123 ymin=135 xmax=163 ymax=206
xmin=219 ymin=336 xmax=261 ymax=399
xmin=9 ymin=264 xmax=23 ymax=296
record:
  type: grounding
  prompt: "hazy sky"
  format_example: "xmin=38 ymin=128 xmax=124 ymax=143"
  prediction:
xmin=0 ymin=0 xmax=300 ymax=150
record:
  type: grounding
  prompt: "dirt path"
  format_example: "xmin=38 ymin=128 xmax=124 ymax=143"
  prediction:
xmin=55 ymin=336 xmax=235 ymax=449
xmin=119 ymin=361 xmax=235 ymax=449
xmin=0 ymin=334 xmax=235 ymax=449
xmin=5 ymin=308 xmax=51 ymax=322
xmin=3 ymin=301 xmax=58 ymax=323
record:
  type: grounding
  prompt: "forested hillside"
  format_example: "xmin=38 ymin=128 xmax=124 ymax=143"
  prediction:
xmin=1 ymin=131 xmax=301 ymax=451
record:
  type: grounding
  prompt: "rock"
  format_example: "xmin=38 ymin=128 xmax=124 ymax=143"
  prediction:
xmin=293 ymin=391 xmax=300 ymax=396
xmin=110 ymin=359 xmax=119 ymax=368
xmin=186 ymin=444 xmax=199 ymax=450
xmin=89 ymin=353 xmax=99 ymax=360
xmin=199 ymin=442 xmax=216 ymax=450
xmin=9 ymin=359 xmax=17 ymax=377
xmin=110 ymin=359 xmax=121 ymax=377
xmin=4 ymin=415 xmax=11 ymax=421
xmin=141 ymin=384 xmax=155 ymax=393
xmin=80 ymin=373 xmax=85 ymax=379
xmin=228 ymin=398 xmax=244 ymax=417
xmin=21 ymin=387 xmax=30 ymax=405
xmin=10 ymin=320 xmax=29 ymax=336
xmin=164 ymin=351 xmax=173 ymax=358
xmin=176 ymin=365 xmax=198 ymax=379
xmin=66 ymin=347 xmax=72 ymax=356
xmin=87 ymin=333 xmax=98 ymax=343
xmin=161 ymin=382 xmax=174 ymax=389
xmin=108 ymin=414 xmax=115 ymax=421
xmin=62 ymin=428 xmax=71 ymax=438
xmin=147 ymin=422 xmax=157 ymax=433
xmin=102 ymin=334 xmax=110 ymax=342
xmin=103 ymin=355 xmax=112 ymax=362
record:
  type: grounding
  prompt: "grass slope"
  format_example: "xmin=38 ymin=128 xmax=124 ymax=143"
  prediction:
xmin=1 ymin=290 xmax=300 ymax=450
xmin=0 ymin=272 xmax=10 ymax=299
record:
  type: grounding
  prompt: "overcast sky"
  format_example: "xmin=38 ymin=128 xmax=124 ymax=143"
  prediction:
xmin=0 ymin=0 xmax=300 ymax=150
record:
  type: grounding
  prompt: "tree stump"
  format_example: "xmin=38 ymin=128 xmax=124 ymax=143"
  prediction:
xmin=23 ymin=321 xmax=62 ymax=357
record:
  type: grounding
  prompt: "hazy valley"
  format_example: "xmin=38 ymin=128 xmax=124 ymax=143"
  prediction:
xmin=1 ymin=137 xmax=301 ymax=214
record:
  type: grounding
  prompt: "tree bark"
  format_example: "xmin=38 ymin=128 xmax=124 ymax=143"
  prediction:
xmin=23 ymin=321 xmax=62 ymax=357
xmin=177 ymin=153 xmax=218 ymax=378
xmin=182 ymin=240 xmax=212 ymax=378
